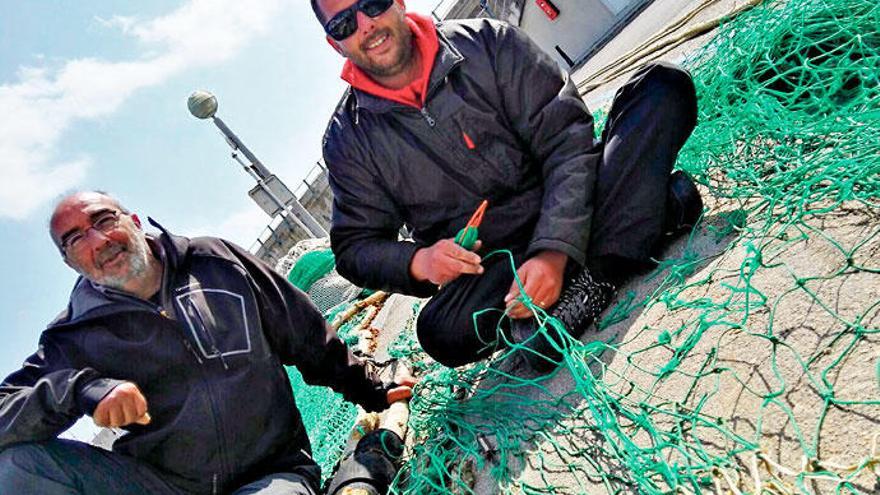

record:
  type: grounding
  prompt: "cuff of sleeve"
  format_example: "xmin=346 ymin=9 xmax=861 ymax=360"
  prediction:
xmin=363 ymin=362 xmax=400 ymax=413
xmin=526 ymin=239 xmax=586 ymax=267
xmin=364 ymin=383 xmax=394 ymax=413
xmin=76 ymin=378 xmax=126 ymax=415
xmin=394 ymin=242 xmax=439 ymax=298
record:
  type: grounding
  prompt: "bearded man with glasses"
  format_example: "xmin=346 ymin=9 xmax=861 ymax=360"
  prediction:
xmin=314 ymin=0 xmax=703 ymax=372
xmin=0 ymin=191 xmax=414 ymax=495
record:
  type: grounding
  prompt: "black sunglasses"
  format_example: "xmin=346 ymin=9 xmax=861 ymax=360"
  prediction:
xmin=324 ymin=0 xmax=395 ymax=41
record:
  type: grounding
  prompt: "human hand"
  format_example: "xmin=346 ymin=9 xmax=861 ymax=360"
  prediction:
xmin=504 ymin=250 xmax=568 ymax=319
xmin=93 ymin=382 xmax=151 ymax=428
xmin=386 ymin=375 xmax=418 ymax=405
xmin=409 ymin=238 xmax=484 ymax=285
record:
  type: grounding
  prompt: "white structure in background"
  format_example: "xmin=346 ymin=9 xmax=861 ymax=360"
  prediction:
xmin=433 ymin=0 xmax=655 ymax=69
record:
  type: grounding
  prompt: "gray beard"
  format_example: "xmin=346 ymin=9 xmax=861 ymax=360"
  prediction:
xmin=94 ymin=238 xmax=150 ymax=291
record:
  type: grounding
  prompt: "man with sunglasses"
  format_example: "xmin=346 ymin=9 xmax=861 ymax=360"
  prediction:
xmin=0 ymin=190 xmax=414 ymax=494
xmin=314 ymin=0 xmax=702 ymax=371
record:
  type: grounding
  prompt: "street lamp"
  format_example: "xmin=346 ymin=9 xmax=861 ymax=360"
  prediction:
xmin=187 ymin=90 xmax=328 ymax=238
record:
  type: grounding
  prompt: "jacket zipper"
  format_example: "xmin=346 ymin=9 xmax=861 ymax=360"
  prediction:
xmin=181 ymin=338 xmax=204 ymax=364
xmin=202 ymin=374 xmax=230 ymax=493
xmin=414 ymin=103 xmax=486 ymax=199
xmin=80 ymin=275 xmax=230 ymax=490
xmin=420 ymin=106 xmax=436 ymax=127
xmin=179 ymin=321 xmax=229 ymax=493
xmin=186 ymin=299 xmax=230 ymax=370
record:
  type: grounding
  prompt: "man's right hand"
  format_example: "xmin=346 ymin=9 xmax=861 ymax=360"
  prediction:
xmin=93 ymin=382 xmax=151 ymax=428
xmin=410 ymin=238 xmax=484 ymax=285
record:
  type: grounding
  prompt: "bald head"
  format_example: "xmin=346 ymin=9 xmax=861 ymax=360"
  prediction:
xmin=47 ymin=190 xmax=161 ymax=297
xmin=49 ymin=191 xmax=129 ymax=248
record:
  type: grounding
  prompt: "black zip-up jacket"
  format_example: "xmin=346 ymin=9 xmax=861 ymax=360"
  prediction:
xmin=0 ymin=222 xmax=389 ymax=494
xmin=324 ymin=19 xmax=600 ymax=298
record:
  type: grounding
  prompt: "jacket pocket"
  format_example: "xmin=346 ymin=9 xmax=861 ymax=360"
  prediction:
xmin=175 ymin=287 xmax=252 ymax=360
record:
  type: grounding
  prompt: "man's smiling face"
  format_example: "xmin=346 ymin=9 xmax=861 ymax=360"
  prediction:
xmin=50 ymin=192 xmax=151 ymax=290
xmin=320 ymin=0 xmax=415 ymax=80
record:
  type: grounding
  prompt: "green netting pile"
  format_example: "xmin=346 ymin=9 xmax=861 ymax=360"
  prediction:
xmin=285 ymin=0 xmax=880 ymax=492
xmin=287 ymin=249 xmax=337 ymax=292
xmin=283 ymin=248 xmax=361 ymax=482
xmin=285 ymin=365 xmax=358 ymax=479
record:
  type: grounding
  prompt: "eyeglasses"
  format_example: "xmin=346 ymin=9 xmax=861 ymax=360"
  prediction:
xmin=324 ymin=0 xmax=395 ymax=41
xmin=59 ymin=210 xmax=121 ymax=255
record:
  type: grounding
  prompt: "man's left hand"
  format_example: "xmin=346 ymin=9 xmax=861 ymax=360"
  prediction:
xmin=504 ymin=250 xmax=568 ymax=319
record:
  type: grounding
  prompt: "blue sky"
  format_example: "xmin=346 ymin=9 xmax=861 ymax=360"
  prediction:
xmin=1 ymin=0 xmax=438 ymax=441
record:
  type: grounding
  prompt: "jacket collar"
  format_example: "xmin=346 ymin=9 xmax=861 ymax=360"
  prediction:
xmin=148 ymin=217 xmax=190 ymax=275
xmin=349 ymin=25 xmax=465 ymax=116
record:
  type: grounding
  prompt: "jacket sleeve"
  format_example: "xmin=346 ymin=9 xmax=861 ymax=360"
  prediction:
xmin=490 ymin=22 xmax=600 ymax=266
xmin=224 ymin=241 xmax=391 ymax=412
xmin=324 ymin=136 xmax=438 ymax=297
xmin=0 ymin=336 xmax=123 ymax=450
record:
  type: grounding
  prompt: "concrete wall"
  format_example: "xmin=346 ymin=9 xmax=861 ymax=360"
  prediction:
xmin=520 ymin=0 xmax=617 ymax=68
xmin=252 ymin=164 xmax=333 ymax=267
xmin=436 ymin=0 xmax=526 ymax=25
xmin=440 ymin=0 xmax=654 ymax=70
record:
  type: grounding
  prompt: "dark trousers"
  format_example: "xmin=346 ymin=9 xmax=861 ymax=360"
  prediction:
xmin=0 ymin=430 xmax=402 ymax=495
xmin=417 ymin=62 xmax=698 ymax=368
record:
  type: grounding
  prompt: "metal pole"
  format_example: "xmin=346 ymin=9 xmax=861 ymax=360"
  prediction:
xmin=187 ymin=90 xmax=329 ymax=238
xmin=229 ymin=151 xmax=307 ymax=233
xmin=212 ymin=117 xmax=328 ymax=237
xmin=212 ymin=117 xmax=273 ymax=179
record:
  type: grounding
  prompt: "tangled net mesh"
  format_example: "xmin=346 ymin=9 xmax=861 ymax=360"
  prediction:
xmin=283 ymin=0 xmax=880 ymax=492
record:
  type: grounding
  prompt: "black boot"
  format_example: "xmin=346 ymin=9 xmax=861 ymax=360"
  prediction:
xmin=511 ymin=268 xmax=616 ymax=373
xmin=325 ymin=429 xmax=403 ymax=495
xmin=664 ymin=171 xmax=703 ymax=236
xmin=550 ymin=268 xmax=616 ymax=338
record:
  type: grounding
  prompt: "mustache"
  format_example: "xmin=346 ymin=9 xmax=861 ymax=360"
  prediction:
xmin=96 ymin=243 xmax=127 ymax=268
xmin=361 ymin=28 xmax=391 ymax=50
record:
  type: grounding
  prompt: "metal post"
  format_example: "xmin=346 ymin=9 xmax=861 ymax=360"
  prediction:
xmin=188 ymin=90 xmax=329 ymax=239
xmin=212 ymin=117 xmax=273 ymax=179
xmin=229 ymin=150 xmax=308 ymax=233
xmin=480 ymin=0 xmax=497 ymax=19
xmin=210 ymin=117 xmax=329 ymax=238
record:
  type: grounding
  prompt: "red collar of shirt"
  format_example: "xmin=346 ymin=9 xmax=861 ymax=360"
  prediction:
xmin=340 ymin=13 xmax=439 ymax=109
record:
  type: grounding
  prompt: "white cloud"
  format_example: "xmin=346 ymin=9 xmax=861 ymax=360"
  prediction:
xmin=94 ymin=15 xmax=136 ymax=34
xmin=0 ymin=0 xmax=286 ymax=220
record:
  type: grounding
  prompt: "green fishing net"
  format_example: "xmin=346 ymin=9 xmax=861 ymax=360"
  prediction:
xmin=287 ymin=249 xmax=337 ymax=292
xmin=285 ymin=0 xmax=880 ymax=492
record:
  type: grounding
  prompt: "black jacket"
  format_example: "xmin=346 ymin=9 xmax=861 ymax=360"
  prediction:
xmin=323 ymin=19 xmax=600 ymax=297
xmin=0 ymin=222 xmax=388 ymax=494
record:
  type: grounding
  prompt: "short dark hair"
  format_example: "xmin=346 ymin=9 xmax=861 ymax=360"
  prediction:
xmin=311 ymin=0 xmax=326 ymax=25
